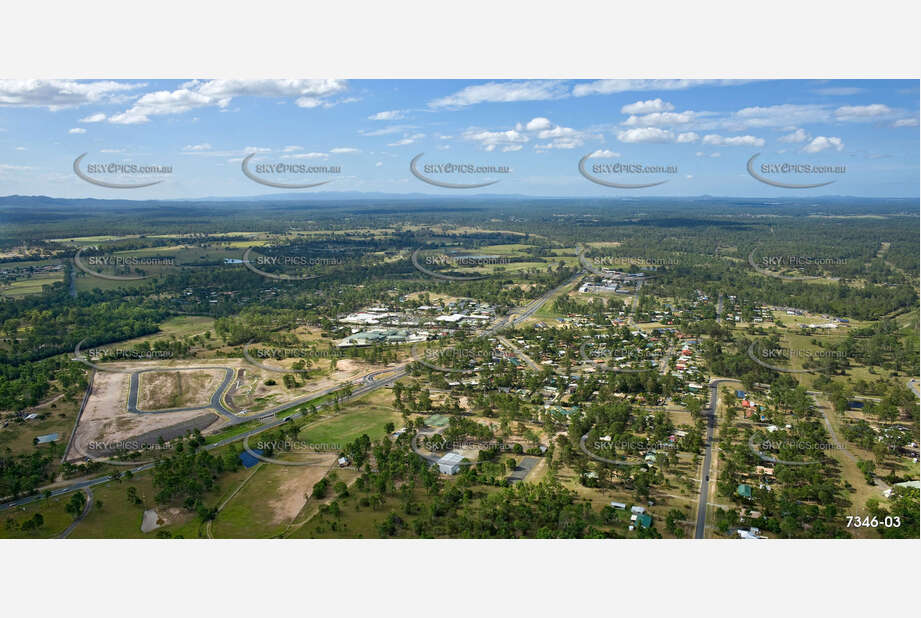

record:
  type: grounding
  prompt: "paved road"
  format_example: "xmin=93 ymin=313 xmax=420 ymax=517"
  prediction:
xmin=695 ymin=378 xmax=735 ymax=539
xmin=498 ymin=335 xmax=540 ymax=371
xmin=57 ymin=488 xmax=93 ymax=538
xmin=486 ymin=271 xmax=584 ymax=334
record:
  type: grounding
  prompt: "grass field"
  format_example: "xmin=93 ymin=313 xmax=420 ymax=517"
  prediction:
xmin=297 ymin=400 xmax=402 ymax=445
xmin=0 ymin=271 xmax=64 ymax=297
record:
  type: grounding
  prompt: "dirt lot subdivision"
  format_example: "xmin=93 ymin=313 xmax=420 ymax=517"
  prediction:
xmin=137 ymin=368 xmax=223 ymax=411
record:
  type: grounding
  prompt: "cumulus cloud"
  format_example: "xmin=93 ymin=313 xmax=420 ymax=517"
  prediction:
xmin=676 ymin=132 xmax=700 ymax=143
xmin=182 ymin=143 xmax=212 ymax=151
xmin=0 ymin=79 xmax=142 ymax=110
xmin=588 ymin=149 xmax=621 ymax=158
xmin=68 ymin=127 xmax=86 ymax=134
xmin=108 ymin=79 xmax=347 ymax=124
xmin=573 ymin=79 xmax=749 ymax=97
xmin=369 ymin=110 xmax=405 ymax=120
xmin=330 ymin=147 xmax=360 ymax=154
xmin=833 ymin=104 xmax=893 ymax=121
xmin=779 ymin=128 xmax=810 ymax=143
xmin=617 ymin=127 xmax=676 ymax=143
xmin=893 ymin=118 xmax=919 ymax=127
xmin=623 ymin=111 xmax=697 ymax=127
xmin=701 ymin=134 xmax=765 ymax=147
xmin=802 ymin=136 xmax=844 ymax=153
xmin=429 ymin=81 xmax=568 ymax=108
xmin=621 ymin=98 xmax=674 ymax=114
xmin=387 ymin=133 xmax=425 ymax=147
xmin=463 ymin=129 xmax=528 ymax=151
xmin=79 ymin=113 xmax=107 ymax=123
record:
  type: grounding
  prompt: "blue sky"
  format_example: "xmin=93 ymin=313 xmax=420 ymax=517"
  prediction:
xmin=0 ymin=78 xmax=918 ymax=198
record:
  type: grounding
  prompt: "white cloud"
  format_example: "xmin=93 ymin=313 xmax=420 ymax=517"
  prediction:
xmin=521 ymin=117 xmax=552 ymax=131
xmin=387 ymin=133 xmax=425 ymax=146
xmin=182 ymin=143 xmax=212 ymax=151
xmin=369 ymin=110 xmax=404 ymax=120
xmin=727 ymin=104 xmax=830 ymax=130
xmin=360 ymin=124 xmax=418 ymax=137
xmin=282 ymin=145 xmax=303 ymax=152
xmin=779 ymin=128 xmax=810 ymax=143
xmin=429 ymin=80 xmax=568 ymax=108
xmin=588 ymin=149 xmax=621 ymax=158
xmin=79 ymin=112 xmax=107 ymax=123
xmin=330 ymin=147 xmax=360 ymax=154
xmin=802 ymin=136 xmax=844 ymax=153
xmin=894 ymin=118 xmax=919 ymax=127
xmin=676 ymin=132 xmax=700 ymax=143
xmin=621 ymin=98 xmax=674 ymax=114
xmin=283 ymin=152 xmax=328 ymax=159
xmin=833 ymin=104 xmax=893 ymax=121
xmin=573 ymin=79 xmax=749 ymax=97
xmin=701 ymin=134 xmax=764 ymax=147
xmin=502 ymin=145 xmax=523 ymax=152
xmin=108 ymin=79 xmax=347 ymax=124
xmin=463 ymin=129 xmax=528 ymax=151
xmin=0 ymin=79 xmax=142 ymax=110
xmin=617 ymin=127 xmax=675 ymax=143
xmin=375 ymin=161 xmax=383 ymax=167
xmin=68 ymin=127 xmax=86 ymax=134
xmin=623 ymin=111 xmax=696 ymax=127
xmin=696 ymin=151 xmax=720 ymax=158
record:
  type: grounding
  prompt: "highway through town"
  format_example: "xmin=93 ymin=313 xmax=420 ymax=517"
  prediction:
xmin=695 ymin=378 xmax=735 ymax=539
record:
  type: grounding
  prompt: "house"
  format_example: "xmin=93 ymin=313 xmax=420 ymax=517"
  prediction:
xmin=631 ymin=505 xmax=646 ymax=514
xmin=338 ymin=456 xmax=349 ymax=467
xmin=35 ymin=433 xmax=59 ymax=444
xmin=610 ymin=502 xmax=626 ymax=510
xmin=437 ymin=451 xmax=465 ymax=475
xmin=737 ymin=484 xmax=753 ymax=498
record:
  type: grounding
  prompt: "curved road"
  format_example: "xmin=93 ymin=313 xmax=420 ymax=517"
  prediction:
xmin=128 ymin=366 xmax=239 ymax=422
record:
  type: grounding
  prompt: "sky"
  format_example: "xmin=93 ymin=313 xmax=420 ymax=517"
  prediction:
xmin=0 ymin=78 xmax=918 ymax=199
